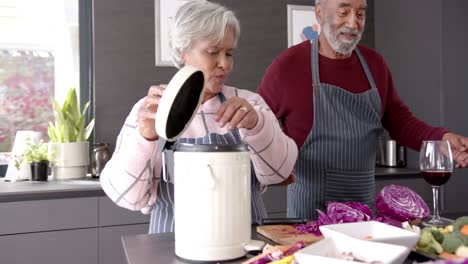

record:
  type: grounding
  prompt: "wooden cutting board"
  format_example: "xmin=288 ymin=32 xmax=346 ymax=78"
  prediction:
xmin=256 ymin=225 xmax=323 ymax=246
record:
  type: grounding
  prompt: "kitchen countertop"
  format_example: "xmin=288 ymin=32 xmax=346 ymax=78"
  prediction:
xmin=121 ymin=229 xmax=276 ymax=264
xmin=0 ymin=167 xmax=419 ymax=203
xmin=121 ymin=230 xmax=430 ymax=264
xmin=0 ymin=177 xmax=103 ymax=202
xmin=374 ymin=166 xmax=420 ymax=177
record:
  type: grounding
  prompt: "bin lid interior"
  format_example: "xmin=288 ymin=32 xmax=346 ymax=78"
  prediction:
xmin=155 ymin=65 xmax=205 ymax=141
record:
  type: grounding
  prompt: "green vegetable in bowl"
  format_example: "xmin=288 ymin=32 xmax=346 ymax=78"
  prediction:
xmin=452 ymin=216 xmax=468 ymax=234
xmin=455 ymin=245 xmax=468 ymax=258
xmin=417 ymin=227 xmax=444 ymax=255
xmin=429 ymin=226 xmax=445 ymax=244
xmin=442 ymin=232 xmax=466 ymax=253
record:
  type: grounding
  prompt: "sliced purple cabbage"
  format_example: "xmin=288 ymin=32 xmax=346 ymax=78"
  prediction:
xmin=295 ymin=202 xmax=373 ymax=235
xmin=294 ymin=185 xmax=429 ymax=235
xmin=376 ymin=184 xmax=430 ymax=222
xmin=326 ymin=202 xmax=372 ymax=223
xmin=371 ymin=215 xmax=403 ymax=228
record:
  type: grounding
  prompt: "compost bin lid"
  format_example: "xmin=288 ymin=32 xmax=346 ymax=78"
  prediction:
xmin=155 ymin=65 xmax=205 ymax=142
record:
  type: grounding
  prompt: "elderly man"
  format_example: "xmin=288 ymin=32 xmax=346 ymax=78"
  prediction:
xmin=258 ymin=0 xmax=468 ymax=220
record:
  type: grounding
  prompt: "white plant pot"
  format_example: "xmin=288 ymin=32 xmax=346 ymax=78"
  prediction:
xmin=48 ymin=142 xmax=90 ymax=179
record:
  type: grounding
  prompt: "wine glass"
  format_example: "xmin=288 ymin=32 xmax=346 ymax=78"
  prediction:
xmin=420 ymin=140 xmax=453 ymax=227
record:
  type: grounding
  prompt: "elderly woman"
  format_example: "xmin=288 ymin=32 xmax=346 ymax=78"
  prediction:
xmin=100 ymin=0 xmax=297 ymax=234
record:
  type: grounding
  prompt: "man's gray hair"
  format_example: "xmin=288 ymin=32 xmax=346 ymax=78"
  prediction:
xmin=168 ymin=0 xmax=240 ymax=68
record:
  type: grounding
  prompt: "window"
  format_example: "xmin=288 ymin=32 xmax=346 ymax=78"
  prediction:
xmin=0 ymin=0 xmax=92 ymax=153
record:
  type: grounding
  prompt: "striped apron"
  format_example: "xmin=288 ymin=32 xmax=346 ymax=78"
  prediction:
xmin=149 ymin=92 xmax=267 ymax=233
xmin=287 ymin=40 xmax=384 ymax=220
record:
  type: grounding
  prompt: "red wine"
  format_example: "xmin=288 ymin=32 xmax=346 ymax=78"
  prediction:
xmin=421 ymin=171 xmax=451 ymax=186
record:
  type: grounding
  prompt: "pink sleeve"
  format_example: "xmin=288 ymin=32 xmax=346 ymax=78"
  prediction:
xmin=238 ymin=91 xmax=298 ymax=185
xmin=100 ymin=99 xmax=162 ymax=213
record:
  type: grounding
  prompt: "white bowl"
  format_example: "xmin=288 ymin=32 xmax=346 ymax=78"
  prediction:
xmin=319 ymin=221 xmax=419 ymax=249
xmin=294 ymin=232 xmax=410 ymax=264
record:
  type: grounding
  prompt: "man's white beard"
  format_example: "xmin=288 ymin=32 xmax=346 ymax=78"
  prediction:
xmin=322 ymin=21 xmax=363 ymax=56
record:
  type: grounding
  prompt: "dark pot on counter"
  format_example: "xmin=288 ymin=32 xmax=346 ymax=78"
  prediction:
xmin=31 ymin=161 xmax=49 ymax=181
xmin=91 ymin=143 xmax=111 ymax=178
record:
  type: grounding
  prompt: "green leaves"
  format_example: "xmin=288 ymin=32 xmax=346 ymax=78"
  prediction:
xmin=47 ymin=88 xmax=95 ymax=143
xmin=14 ymin=140 xmax=49 ymax=169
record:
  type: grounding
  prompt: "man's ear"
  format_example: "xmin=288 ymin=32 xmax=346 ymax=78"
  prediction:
xmin=315 ymin=4 xmax=323 ymax=24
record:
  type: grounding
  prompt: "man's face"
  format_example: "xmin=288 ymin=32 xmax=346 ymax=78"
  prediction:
xmin=319 ymin=0 xmax=367 ymax=55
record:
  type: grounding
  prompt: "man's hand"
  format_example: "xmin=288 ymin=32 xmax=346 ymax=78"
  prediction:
xmin=442 ymin=132 xmax=468 ymax=168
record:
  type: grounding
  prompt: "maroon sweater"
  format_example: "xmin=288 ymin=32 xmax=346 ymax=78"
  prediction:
xmin=258 ymin=41 xmax=447 ymax=151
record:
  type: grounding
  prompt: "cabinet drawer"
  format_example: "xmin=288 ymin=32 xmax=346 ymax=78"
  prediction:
xmin=99 ymin=196 xmax=150 ymax=226
xmin=99 ymin=224 xmax=149 ymax=264
xmin=0 ymin=228 xmax=98 ymax=264
xmin=0 ymin=197 xmax=99 ymax=235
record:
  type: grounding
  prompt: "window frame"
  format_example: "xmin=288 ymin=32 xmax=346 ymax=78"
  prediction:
xmin=79 ymin=0 xmax=95 ymax=145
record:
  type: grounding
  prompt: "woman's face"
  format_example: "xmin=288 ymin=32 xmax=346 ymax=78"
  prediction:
xmin=181 ymin=29 xmax=235 ymax=102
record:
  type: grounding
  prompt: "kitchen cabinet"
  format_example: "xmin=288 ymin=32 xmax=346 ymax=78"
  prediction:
xmin=99 ymin=196 xmax=150 ymax=226
xmin=0 ymin=191 xmax=149 ymax=264
xmin=0 ymin=197 xmax=98 ymax=235
xmin=98 ymin=197 xmax=150 ymax=264
xmin=99 ymin=224 xmax=149 ymax=264
xmin=0 ymin=228 xmax=99 ymax=264
xmin=0 ymin=197 xmax=99 ymax=264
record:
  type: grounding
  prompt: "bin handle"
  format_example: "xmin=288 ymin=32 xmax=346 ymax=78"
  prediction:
xmin=205 ymin=161 xmax=215 ymax=189
xmin=162 ymin=151 xmax=171 ymax=183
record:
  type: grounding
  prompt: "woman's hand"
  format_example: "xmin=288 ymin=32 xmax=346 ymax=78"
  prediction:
xmin=137 ymin=85 xmax=166 ymax=141
xmin=215 ymin=96 xmax=258 ymax=130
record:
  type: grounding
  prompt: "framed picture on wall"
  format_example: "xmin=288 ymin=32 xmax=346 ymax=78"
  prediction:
xmin=155 ymin=0 xmax=190 ymax=66
xmin=287 ymin=5 xmax=320 ymax=47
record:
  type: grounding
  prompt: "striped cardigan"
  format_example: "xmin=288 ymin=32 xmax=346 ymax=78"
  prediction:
xmin=100 ymin=85 xmax=298 ymax=214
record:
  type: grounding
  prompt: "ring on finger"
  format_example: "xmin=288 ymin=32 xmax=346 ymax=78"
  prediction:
xmin=240 ymin=106 xmax=249 ymax=113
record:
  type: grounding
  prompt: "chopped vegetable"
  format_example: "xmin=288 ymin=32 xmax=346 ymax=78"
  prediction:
xmin=461 ymin=225 xmax=468 ymax=237
xmin=402 ymin=221 xmax=421 ymax=235
xmin=440 ymin=225 xmax=454 ymax=236
xmin=282 ymin=241 xmax=305 ymax=256
xmin=243 ymin=242 xmax=305 ymax=264
xmin=455 ymin=245 xmax=468 ymax=258
xmin=417 ymin=259 xmax=468 ymax=264
xmin=371 ymin=215 xmax=403 ymax=228
xmin=442 ymin=232 xmax=466 ymax=253
xmin=295 ymin=202 xmax=372 ymax=236
xmin=295 ymin=185 xmax=428 ymax=236
xmin=417 ymin=227 xmax=444 ymax=255
xmin=375 ymin=184 xmax=430 ymax=222
xmin=453 ymin=216 xmax=468 ymax=234
xmin=438 ymin=251 xmax=462 ymax=260
xmin=328 ymin=202 xmax=373 ymax=222
xmin=429 ymin=226 xmax=446 ymax=244
xmin=268 ymin=255 xmax=294 ymax=264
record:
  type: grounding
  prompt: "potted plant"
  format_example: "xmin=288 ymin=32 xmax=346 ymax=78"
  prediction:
xmin=48 ymin=88 xmax=95 ymax=179
xmin=14 ymin=140 xmax=49 ymax=181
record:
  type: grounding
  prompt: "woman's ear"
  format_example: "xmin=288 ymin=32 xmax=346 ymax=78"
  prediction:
xmin=180 ymin=51 xmax=187 ymax=65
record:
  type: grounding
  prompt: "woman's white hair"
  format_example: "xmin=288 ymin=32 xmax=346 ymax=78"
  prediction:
xmin=168 ymin=0 xmax=240 ymax=68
